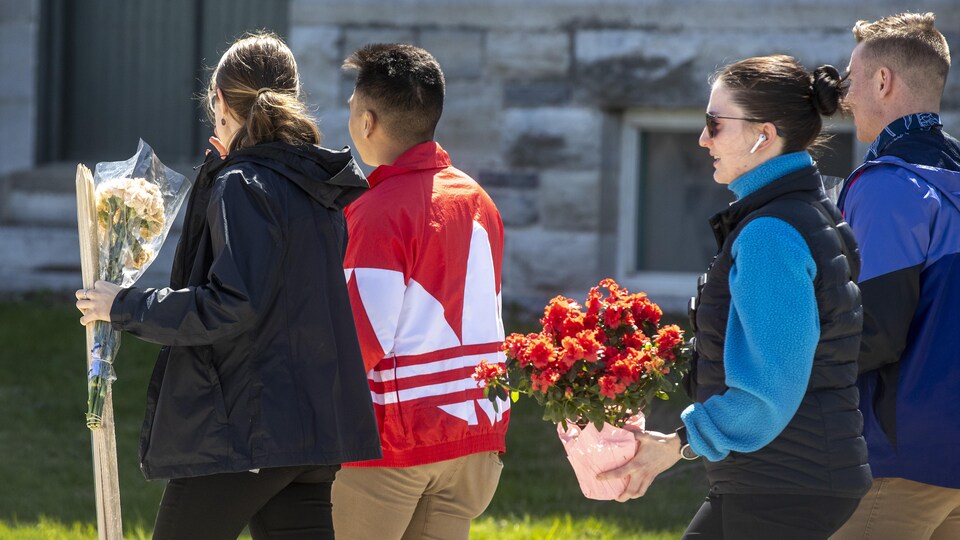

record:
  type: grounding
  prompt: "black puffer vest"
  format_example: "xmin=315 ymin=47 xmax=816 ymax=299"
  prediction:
xmin=687 ymin=166 xmax=872 ymax=497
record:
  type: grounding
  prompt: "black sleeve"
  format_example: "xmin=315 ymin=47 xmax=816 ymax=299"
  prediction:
xmin=857 ymin=263 xmax=922 ymax=374
xmin=110 ymin=169 xmax=284 ymax=346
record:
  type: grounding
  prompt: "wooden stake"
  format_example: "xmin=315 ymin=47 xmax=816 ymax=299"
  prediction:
xmin=76 ymin=164 xmax=124 ymax=539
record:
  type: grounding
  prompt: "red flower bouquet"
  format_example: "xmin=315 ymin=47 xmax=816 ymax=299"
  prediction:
xmin=474 ymin=278 xmax=688 ymax=499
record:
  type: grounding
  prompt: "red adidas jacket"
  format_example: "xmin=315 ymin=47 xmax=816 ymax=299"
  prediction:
xmin=343 ymin=142 xmax=509 ymax=467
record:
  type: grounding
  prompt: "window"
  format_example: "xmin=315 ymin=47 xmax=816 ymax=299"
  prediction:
xmin=616 ymin=110 xmax=865 ymax=313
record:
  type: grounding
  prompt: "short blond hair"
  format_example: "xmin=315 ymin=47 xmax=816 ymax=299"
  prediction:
xmin=853 ymin=12 xmax=950 ymax=96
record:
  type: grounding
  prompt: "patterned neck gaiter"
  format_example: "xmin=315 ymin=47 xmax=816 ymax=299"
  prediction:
xmin=865 ymin=112 xmax=942 ymax=161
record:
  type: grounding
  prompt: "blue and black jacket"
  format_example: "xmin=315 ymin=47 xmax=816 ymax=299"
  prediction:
xmin=837 ymin=113 xmax=960 ymax=488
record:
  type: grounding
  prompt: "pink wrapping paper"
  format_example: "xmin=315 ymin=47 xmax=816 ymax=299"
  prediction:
xmin=556 ymin=413 xmax=645 ymax=500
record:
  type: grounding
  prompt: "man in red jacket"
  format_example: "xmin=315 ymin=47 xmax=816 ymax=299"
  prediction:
xmin=331 ymin=43 xmax=510 ymax=540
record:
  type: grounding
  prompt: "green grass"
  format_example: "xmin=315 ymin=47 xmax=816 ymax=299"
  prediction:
xmin=0 ymin=295 xmax=706 ymax=539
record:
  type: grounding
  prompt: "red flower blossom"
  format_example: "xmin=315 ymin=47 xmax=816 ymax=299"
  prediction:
xmin=656 ymin=324 xmax=683 ymax=360
xmin=576 ymin=330 xmax=603 ymax=362
xmin=503 ymin=333 xmax=529 ymax=360
xmin=656 ymin=324 xmax=683 ymax=350
xmin=599 ymin=374 xmax=627 ymax=399
xmin=472 ymin=359 xmax=506 ymax=385
xmin=476 ymin=279 xmax=688 ymax=428
xmin=621 ymin=330 xmax=649 ymax=350
xmin=560 ymin=310 xmax=586 ymax=338
xmin=630 ymin=294 xmax=663 ymax=325
xmin=603 ymin=303 xmax=625 ymax=329
xmin=525 ymin=335 xmax=557 ymax=370
xmin=560 ymin=335 xmax=586 ymax=369
xmin=531 ymin=369 xmax=561 ymax=393
xmin=542 ymin=296 xmax=581 ymax=334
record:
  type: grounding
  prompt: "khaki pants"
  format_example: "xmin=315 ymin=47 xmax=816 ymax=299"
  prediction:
xmin=832 ymin=478 xmax=960 ymax=540
xmin=331 ymin=452 xmax=503 ymax=540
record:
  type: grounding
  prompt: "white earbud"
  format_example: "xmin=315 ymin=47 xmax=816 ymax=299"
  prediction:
xmin=749 ymin=134 xmax=767 ymax=154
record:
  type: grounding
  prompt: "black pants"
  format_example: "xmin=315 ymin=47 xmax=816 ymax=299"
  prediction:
xmin=153 ymin=465 xmax=340 ymax=540
xmin=682 ymin=492 xmax=860 ymax=540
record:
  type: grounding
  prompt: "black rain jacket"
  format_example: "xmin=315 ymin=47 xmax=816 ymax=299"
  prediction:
xmin=110 ymin=142 xmax=382 ymax=480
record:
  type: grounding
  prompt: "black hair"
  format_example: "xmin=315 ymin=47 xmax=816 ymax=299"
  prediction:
xmin=343 ymin=43 xmax=445 ymax=146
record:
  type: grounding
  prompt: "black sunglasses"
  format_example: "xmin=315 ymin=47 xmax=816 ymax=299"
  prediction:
xmin=705 ymin=112 xmax=765 ymax=138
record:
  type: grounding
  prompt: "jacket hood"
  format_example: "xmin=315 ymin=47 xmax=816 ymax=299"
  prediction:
xmin=212 ymin=142 xmax=369 ymax=210
xmin=856 ymin=156 xmax=960 ymax=215
xmin=908 ymin=162 xmax=960 ymax=214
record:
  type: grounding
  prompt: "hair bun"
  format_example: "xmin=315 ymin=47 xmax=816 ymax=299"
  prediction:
xmin=811 ymin=64 xmax=842 ymax=116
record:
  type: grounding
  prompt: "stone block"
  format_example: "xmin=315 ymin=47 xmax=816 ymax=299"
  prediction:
xmin=0 ymin=226 xmax=79 ymax=270
xmin=486 ymin=187 xmax=538 ymax=227
xmin=419 ymin=29 xmax=484 ymax=79
xmin=316 ymin=107 xmax=355 ymax=156
xmin=289 ymin=25 xmax=342 ymax=111
xmin=538 ymin=170 xmax=600 ymax=232
xmin=503 ymin=79 xmax=571 ymax=107
xmin=502 ymin=107 xmax=601 ymax=169
xmin=691 ymin=29 xmax=852 ymax=80
xmin=291 ymin=0 xmax=959 ymax=33
xmin=434 ymin=80 xmax=503 ymax=173
xmin=487 ymin=31 xmax=569 ymax=79
xmin=4 ymin=191 xmax=76 ymax=227
xmin=478 ymin=170 xmax=539 ymax=189
xmin=342 ymin=28 xmax=418 ymax=59
xmin=0 ymin=22 xmax=36 ymax=100
xmin=0 ymin=0 xmax=38 ymax=23
xmin=442 ymin=151 xmax=505 ymax=183
xmin=502 ymin=227 xmax=600 ymax=297
xmin=574 ymin=30 xmax=703 ymax=108
xmin=0 ymin=101 xmax=34 ymax=176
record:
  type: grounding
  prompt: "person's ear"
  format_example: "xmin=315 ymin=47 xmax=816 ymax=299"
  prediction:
xmin=362 ymin=109 xmax=376 ymax=138
xmin=216 ymin=87 xmax=227 ymax=118
xmin=876 ymin=66 xmax=892 ymax=97
xmin=749 ymin=123 xmax=778 ymax=154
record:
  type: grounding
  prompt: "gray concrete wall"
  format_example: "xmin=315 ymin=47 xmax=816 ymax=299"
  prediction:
xmin=288 ymin=0 xmax=960 ymax=308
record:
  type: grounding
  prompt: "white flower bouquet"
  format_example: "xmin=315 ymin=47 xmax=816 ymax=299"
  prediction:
xmin=81 ymin=140 xmax=190 ymax=430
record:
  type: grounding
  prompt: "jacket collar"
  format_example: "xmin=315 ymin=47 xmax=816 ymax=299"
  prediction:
xmin=710 ymin=165 xmax=822 ymax=248
xmin=367 ymin=141 xmax=452 ymax=188
xmin=729 ymin=151 xmax=814 ymax=200
xmin=866 ymin=112 xmax=942 ymax=161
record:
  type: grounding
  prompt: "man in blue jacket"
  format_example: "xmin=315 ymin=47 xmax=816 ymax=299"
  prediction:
xmin=833 ymin=12 xmax=960 ymax=540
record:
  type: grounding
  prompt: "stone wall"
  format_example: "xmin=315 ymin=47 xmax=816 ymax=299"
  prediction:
xmin=1 ymin=1 xmax=957 ymax=305
xmin=0 ymin=0 xmax=39 ymax=177
xmin=287 ymin=0 xmax=960 ymax=309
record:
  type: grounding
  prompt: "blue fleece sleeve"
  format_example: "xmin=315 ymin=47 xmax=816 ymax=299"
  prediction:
xmin=681 ymin=217 xmax=820 ymax=462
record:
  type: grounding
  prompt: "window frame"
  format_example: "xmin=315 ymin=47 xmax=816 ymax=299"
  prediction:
xmin=615 ymin=109 xmax=865 ymax=313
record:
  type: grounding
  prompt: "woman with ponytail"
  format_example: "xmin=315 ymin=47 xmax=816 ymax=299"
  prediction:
xmin=76 ymin=33 xmax=381 ymax=539
xmin=601 ymin=56 xmax=871 ymax=539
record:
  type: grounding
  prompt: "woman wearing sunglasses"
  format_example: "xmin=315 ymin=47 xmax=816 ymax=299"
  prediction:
xmin=74 ymin=33 xmax=381 ymax=539
xmin=602 ymin=55 xmax=871 ymax=539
